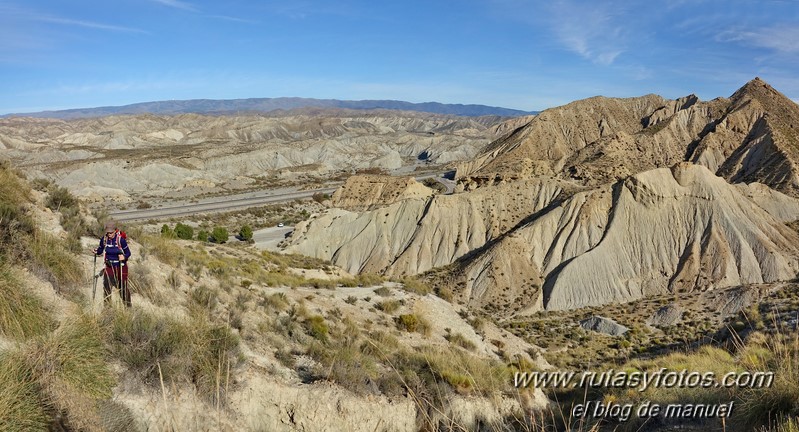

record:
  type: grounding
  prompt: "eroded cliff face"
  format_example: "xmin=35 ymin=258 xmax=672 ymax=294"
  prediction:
xmin=451 ymin=163 xmax=799 ymax=314
xmin=284 ymin=80 xmax=799 ymax=314
xmin=285 ymin=178 xmax=568 ymax=276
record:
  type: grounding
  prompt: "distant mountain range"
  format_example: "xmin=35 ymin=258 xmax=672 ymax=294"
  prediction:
xmin=3 ymin=97 xmax=537 ymax=119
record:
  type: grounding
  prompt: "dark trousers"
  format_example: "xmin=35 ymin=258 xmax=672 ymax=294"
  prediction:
xmin=103 ymin=263 xmax=131 ymax=307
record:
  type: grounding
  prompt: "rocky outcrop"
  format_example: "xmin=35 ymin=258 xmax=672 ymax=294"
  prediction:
xmin=647 ymin=304 xmax=684 ymax=327
xmin=284 ymin=179 xmax=568 ymax=276
xmin=331 ymin=175 xmax=434 ymax=211
xmin=450 ymin=163 xmax=799 ymax=313
xmin=579 ymin=316 xmax=629 ymax=336
xmin=0 ymin=111 xmax=510 ymax=199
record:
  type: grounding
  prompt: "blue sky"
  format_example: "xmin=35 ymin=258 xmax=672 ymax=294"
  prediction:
xmin=1 ymin=0 xmax=798 ymax=114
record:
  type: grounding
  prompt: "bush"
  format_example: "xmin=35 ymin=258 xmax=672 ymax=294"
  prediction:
xmin=102 ymin=308 xmax=241 ymax=404
xmin=211 ymin=227 xmax=228 ymax=244
xmin=25 ymin=315 xmax=116 ymax=431
xmin=44 ymin=185 xmax=78 ymax=212
xmin=197 ymin=229 xmax=209 ymax=242
xmin=305 ymin=315 xmax=329 ymax=342
xmin=0 ymin=352 xmax=48 ymax=430
xmin=397 ymin=313 xmax=430 ymax=335
xmin=29 ymin=232 xmax=84 ymax=299
xmin=174 ymin=223 xmax=194 ymax=240
xmin=239 ymin=225 xmax=253 ymax=241
xmin=0 ymin=264 xmax=53 ymax=339
xmin=160 ymin=224 xmax=174 ymax=238
xmin=376 ymin=300 xmax=401 ymax=313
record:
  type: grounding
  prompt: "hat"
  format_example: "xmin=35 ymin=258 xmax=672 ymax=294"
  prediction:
xmin=104 ymin=221 xmax=117 ymax=232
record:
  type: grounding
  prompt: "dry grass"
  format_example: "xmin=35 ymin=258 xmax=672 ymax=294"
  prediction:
xmin=0 ymin=352 xmax=48 ymax=431
xmin=28 ymin=232 xmax=84 ymax=300
xmin=101 ymin=308 xmax=241 ymax=405
xmin=0 ymin=264 xmax=53 ymax=339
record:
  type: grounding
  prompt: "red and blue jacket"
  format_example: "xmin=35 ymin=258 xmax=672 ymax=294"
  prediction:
xmin=94 ymin=233 xmax=131 ymax=265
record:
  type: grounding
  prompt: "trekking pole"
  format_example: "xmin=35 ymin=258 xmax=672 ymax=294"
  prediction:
xmin=116 ymin=263 xmax=123 ymax=307
xmin=92 ymin=254 xmax=98 ymax=301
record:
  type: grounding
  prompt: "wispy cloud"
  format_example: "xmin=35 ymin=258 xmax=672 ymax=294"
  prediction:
xmin=206 ymin=14 xmax=257 ymax=24
xmin=149 ymin=0 xmax=197 ymax=12
xmin=717 ymin=25 xmax=799 ymax=54
xmin=37 ymin=16 xmax=148 ymax=34
xmin=546 ymin=1 xmax=629 ymax=65
xmin=0 ymin=4 xmax=147 ymax=34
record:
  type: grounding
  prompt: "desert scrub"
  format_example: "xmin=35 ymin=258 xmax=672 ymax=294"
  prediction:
xmin=396 ymin=313 xmax=431 ymax=336
xmin=0 ymin=352 xmax=48 ymax=431
xmin=376 ymin=299 xmax=402 ymax=313
xmin=101 ymin=308 xmax=241 ymax=405
xmin=189 ymin=285 xmax=219 ymax=315
xmin=0 ymin=263 xmax=53 ymax=339
xmin=29 ymin=232 xmax=84 ymax=299
xmin=398 ymin=276 xmax=432 ymax=295
xmin=304 ymin=315 xmax=329 ymax=342
xmin=259 ymin=292 xmax=290 ymax=312
xmin=22 ymin=315 xmax=116 ymax=431
xmin=444 ymin=332 xmax=477 ymax=351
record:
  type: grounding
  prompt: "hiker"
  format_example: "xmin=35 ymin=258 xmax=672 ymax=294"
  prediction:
xmin=91 ymin=221 xmax=132 ymax=307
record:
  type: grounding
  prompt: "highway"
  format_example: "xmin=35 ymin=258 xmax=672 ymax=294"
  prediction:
xmin=110 ymin=173 xmax=454 ymax=222
xmin=111 ymin=186 xmax=339 ymax=222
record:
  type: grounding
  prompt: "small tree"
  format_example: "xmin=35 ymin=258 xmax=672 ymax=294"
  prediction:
xmin=197 ymin=230 xmax=209 ymax=242
xmin=211 ymin=227 xmax=228 ymax=244
xmin=239 ymin=225 xmax=253 ymax=242
xmin=160 ymin=224 xmax=174 ymax=238
xmin=174 ymin=223 xmax=194 ymax=240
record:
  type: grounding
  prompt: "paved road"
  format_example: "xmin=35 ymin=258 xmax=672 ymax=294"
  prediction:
xmin=111 ymin=186 xmax=339 ymax=222
xmin=110 ymin=172 xmax=454 ymax=222
xmin=252 ymin=226 xmax=294 ymax=251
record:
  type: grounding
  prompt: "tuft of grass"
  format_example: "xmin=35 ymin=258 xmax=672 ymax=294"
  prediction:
xmin=305 ymin=315 xmax=329 ymax=342
xmin=102 ymin=308 xmax=241 ymax=405
xmin=0 ymin=352 xmax=48 ymax=431
xmin=28 ymin=232 xmax=84 ymax=299
xmin=399 ymin=276 xmax=432 ymax=295
xmin=0 ymin=264 xmax=53 ymax=339
xmin=376 ymin=299 xmax=402 ymax=314
xmin=396 ymin=313 xmax=431 ymax=336
xmin=445 ymin=332 xmax=477 ymax=351
xmin=25 ymin=315 xmax=116 ymax=431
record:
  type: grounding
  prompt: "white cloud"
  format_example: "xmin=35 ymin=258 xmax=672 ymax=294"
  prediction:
xmin=547 ymin=1 xmax=628 ymax=65
xmin=206 ymin=15 xmax=257 ymax=24
xmin=149 ymin=0 xmax=197 ymax=12
xmin=37 ymin=16 xmax=148 ymax=34
xmin=717 ymin=25 xmax=799 ymax=54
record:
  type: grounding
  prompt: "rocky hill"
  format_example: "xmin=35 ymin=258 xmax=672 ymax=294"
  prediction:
xmin=0 ymin=162 xmax=548 ymax=431
xmin=283 ymin=79 xmax=799 ymax=316
xmin=0 ymin=110 xmax=511 ymax=204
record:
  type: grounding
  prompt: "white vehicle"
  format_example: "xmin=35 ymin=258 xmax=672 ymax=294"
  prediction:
xmin=277 ymin=223 xmax=284 ymax=227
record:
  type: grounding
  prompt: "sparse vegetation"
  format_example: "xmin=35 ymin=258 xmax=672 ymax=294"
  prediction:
xmin=174 ymin=222 xmax=194 ymax=240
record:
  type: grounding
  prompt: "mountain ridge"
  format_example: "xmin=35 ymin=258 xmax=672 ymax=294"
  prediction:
xmin=3 ymin=97 xmax=538 ymax=119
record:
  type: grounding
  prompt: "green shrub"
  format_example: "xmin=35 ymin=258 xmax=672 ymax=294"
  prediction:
xmin=396 ymin=313 xmax=430 ymax=335
xmin=305 ymin=315 xmax=329 ymax=342
xmin=174 ymin=223 xmax=194 ymax=240
xmin=211 ymin=227 xmax=229 ymax=244
xmin=239 ymin=225 xmax=253 ymax=241
xmin=196 ymin=230 xmax=209 ymax=242
xmin=44 ymin=185 xmax=78 ymax=212
xmin=160 ymin=224 xmax=174 ymax=238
